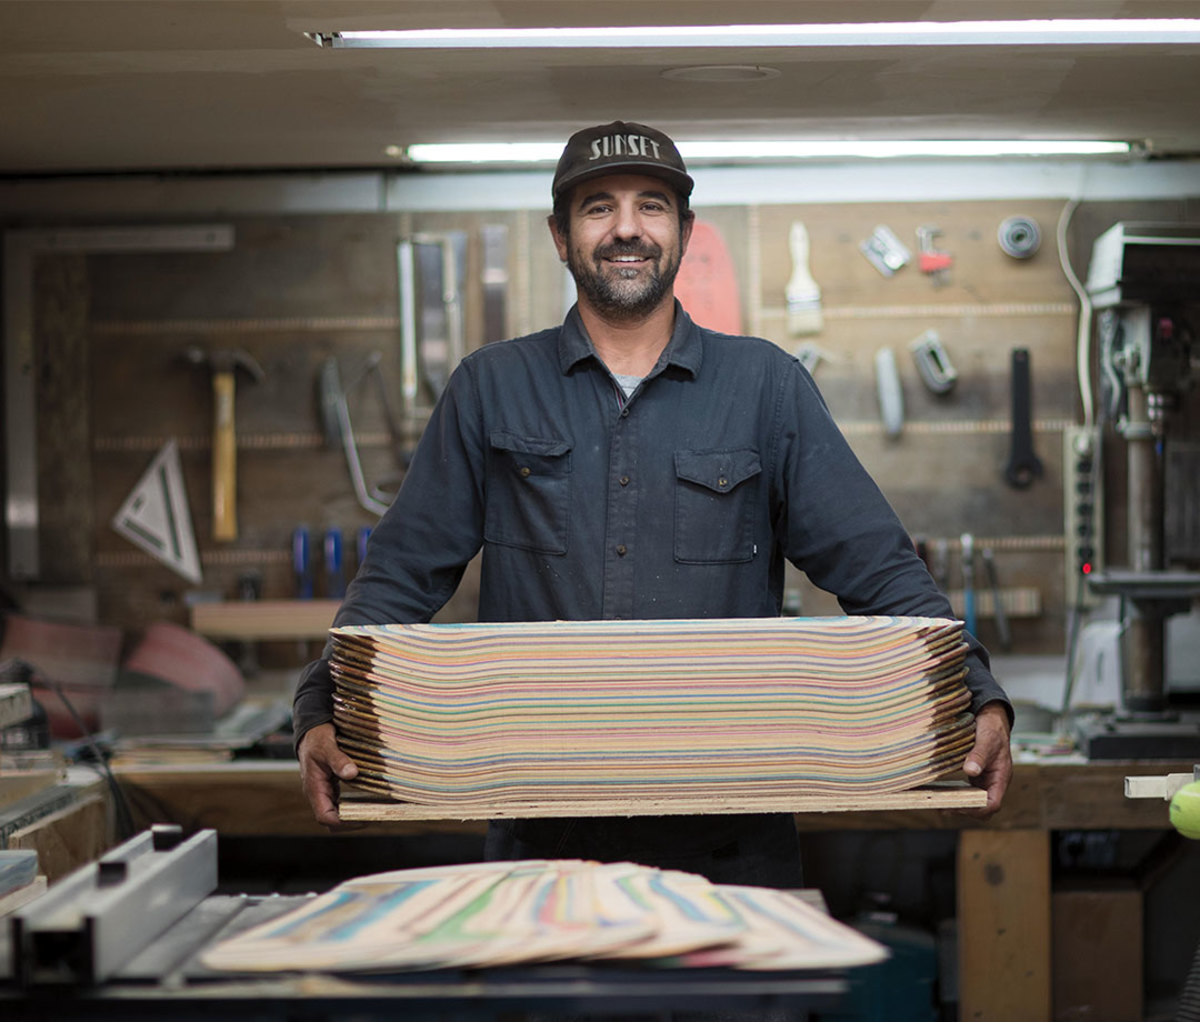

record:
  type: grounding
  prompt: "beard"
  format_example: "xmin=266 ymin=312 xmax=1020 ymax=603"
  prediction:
xmin=567 ymin=238 xmax=682 ymax=320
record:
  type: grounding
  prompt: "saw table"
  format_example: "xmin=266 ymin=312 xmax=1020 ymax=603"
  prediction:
xmin=1 ymin=825 xmax=851 ymax=1020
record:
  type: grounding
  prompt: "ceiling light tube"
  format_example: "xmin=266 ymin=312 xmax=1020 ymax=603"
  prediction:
xmin=401 ymin=140 xmax=1131 ymax=165
xmin=312 ymin=19 xmax=1200 ymax=49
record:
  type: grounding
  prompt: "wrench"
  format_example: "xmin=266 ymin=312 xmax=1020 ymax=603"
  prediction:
xmin=1004 ymin=348 xmax=1043 ymax=488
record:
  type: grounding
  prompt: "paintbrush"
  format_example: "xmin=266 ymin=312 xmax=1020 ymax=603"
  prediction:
xmin=786 ymin=221 xmax=823 ymax=336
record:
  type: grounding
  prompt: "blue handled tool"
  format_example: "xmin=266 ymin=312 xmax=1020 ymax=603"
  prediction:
xmin=293 ymin=526 xmax=313 ymax=599
xmin=324 ymin=528 xmax=346 ymax=599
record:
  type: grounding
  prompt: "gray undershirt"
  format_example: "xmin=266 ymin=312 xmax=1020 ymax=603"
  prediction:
xmin=613 ymin=373 xmax=642 ymax=398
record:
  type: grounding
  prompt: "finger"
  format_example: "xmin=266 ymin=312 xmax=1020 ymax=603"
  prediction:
xmin=304 ymin=772 xmax=344 ymax=828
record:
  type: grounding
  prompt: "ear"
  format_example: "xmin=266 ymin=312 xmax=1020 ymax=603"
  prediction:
xmin=680 ymin=210 xmax=696 ymax=258
xmin=547 ymin=214 xmax=569 ymax=263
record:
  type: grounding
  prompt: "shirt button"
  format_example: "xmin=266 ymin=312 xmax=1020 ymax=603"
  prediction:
xmin=619 ymin=475 xmax=630 ymax=486
xmin=616 ymin=544 xmax=627 ymax=556
xmin=717 ymin=476 xmax=728 ymax=487
xmin=620 ymin=409 xmax=629 ymax=418
xmin=519 ymin=466 xmax=531 ymax=478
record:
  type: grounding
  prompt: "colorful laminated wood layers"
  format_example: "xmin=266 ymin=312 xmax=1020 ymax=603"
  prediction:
xmin=329 ymin=616 xmax=976 ymax=808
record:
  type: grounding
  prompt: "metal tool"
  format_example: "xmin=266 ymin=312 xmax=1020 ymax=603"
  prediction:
xmin=916 ymin=226 xmax=953 ymax=286
xmin=998 ymin=216 xmax=1042 ymax=259
xmin=292 ymin=525 xmax=313 ymax=598
xmin=317 ymin=353 xmax=404 ymax=517
xmin=908 ymin=329 xmax=958 ymax=394
xmin=184 ymin=346 xmax=265 ymax=542
xmin=794 ymin=341 xmax=825 ymax=376
xmin=110 ymin=439 xmax=202 ymax=584
xmin=10 ymin=824 xmax=216 ymax=986
xmin=982 ymin=547 xmax=1012 ymax=651
xmin=481 ymin=223 xmax=510 ymax=344
xmin=960 ymin=533 xmax=977 ymax=635
xmin=874 ymin=347 xmax=904 ymax=438
xmin=859 ymin=224 xmax=911 ymax=277
xmin=397 ymin=232 xmax=467 ymax=416
xmin=1003 ymin=348 xmax=1044 ymax=488
xmin=324 ymin=527 xmax=345 ymax=599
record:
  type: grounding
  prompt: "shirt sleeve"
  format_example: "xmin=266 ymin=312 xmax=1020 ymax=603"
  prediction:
xmin=292 ymin=359 xmax=488 ymax=746
xmin=772 ymin=362 xmax=1012 ymax=724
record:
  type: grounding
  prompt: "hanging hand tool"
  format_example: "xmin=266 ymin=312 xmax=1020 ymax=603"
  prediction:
xmin=916 ymin=225 xmax=953 ymax=287
xmin=874 ymin=347 xmax=905 ymax=438
xmin=859 ymin=224 xmax=911 ymax=277
xmin=184 ymin=346 xmax=265 ymax=542
xmin=785 ymin=222 xmax=823 ymax=336
xmin=324 ymin=528 xmax=346 ymax=599
xmin=317 ymin=354 xmax=405 ymax=517
xmin=998 ymin=216 xmax=1042 ymax=259
xmin=982 ymin=547 xmax=1012 ymax=651
xmin=960 ymin=533 xmax=977 ymax=635
xmin=1004 ymin=347 xmax=1044 ymax=488
xmin=908 ymin=329 xmax=958 ymax=395
xmin=293 ymin=525 xmax=313 ymax=599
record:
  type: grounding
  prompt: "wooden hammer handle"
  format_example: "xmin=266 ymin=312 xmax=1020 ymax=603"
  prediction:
xmin=212 ymin=370 xmax=238 ymax=541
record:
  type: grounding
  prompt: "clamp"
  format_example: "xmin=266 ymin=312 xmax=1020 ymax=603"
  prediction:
xmin=916 ymin=225 xmax=953 ymax=287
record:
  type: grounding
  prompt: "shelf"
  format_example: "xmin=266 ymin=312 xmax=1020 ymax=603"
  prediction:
xmin=190 ymin=599 xmax=340 ymax=640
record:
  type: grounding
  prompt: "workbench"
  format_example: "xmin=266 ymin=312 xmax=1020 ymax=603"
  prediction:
xmin=104 ymin=755 xmax=1193 ymax=1021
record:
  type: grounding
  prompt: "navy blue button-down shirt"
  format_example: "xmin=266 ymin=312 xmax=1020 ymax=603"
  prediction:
xmin=294 ymin=304 xmax=1008 ymax=739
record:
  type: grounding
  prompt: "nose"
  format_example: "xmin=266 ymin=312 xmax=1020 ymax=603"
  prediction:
xmin=612 ymin=200 xmax=642 ymax=240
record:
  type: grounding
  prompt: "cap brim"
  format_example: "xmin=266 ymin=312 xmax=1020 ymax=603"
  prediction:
xmin=553 ymin=161 xmax=694 ymax=200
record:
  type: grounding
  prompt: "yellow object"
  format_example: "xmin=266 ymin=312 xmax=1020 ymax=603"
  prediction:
xmin=1169 ymin=780 xmax=1200 ymax=839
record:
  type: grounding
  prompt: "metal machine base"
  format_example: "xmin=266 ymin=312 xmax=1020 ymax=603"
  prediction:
xmin=1076 ymin=716 xmax=1200 ymax=760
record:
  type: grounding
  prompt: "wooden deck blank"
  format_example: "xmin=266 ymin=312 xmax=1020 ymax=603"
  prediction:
xmin=339 ymin=782 xmax=987 ymax=821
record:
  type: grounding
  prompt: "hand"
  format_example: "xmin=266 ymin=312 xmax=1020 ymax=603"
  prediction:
xmin=298 ymin=722 xmax=364 ymax=830
xmin=958 ymin=702 xmax=1013 ymax=818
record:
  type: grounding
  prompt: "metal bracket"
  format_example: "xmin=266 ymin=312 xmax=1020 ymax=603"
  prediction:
xmin=10 ymin=824 xmax=217 ymax=986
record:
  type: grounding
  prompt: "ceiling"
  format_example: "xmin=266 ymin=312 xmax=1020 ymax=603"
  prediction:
xmin=2 ymin=0 xmax=1199 ymax=177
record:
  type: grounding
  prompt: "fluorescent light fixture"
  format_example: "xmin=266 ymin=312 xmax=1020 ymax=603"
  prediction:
xmin=401 ymin=140 xmax=1131 ymax=165
xmin=311 ymin=19 xmax=1200 ymax=49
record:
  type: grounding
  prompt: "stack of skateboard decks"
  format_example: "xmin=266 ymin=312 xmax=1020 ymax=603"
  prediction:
xmin=201 ymin=859 xmax=889 ymax=973
xmin=329 ymin=616 xmax=978 ymax=814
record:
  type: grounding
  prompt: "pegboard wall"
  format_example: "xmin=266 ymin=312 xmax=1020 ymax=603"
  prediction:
xmin=15 ymin=195 xmax=1200 ymax=663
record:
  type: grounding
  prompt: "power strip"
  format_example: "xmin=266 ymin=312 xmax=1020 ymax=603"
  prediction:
xmin=1063 ymin=425 xmax=1105 ymax=610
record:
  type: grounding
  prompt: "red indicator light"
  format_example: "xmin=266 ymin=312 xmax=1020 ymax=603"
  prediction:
xmin=1082 ymin=562 xmax=1093 ymax=575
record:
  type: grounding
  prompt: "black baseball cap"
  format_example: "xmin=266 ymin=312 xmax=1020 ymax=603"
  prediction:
xmin=552 ymin=121 xmax=694 ymax=201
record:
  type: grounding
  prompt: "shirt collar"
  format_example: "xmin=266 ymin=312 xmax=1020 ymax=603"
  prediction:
xmin=557 ymin=301 xmax=704 ymax=379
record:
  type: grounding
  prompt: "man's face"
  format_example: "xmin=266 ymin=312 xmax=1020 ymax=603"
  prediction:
xmin=551 ymin=173 xmax=693 ymax=320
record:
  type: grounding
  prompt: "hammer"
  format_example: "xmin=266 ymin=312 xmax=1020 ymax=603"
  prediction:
xmin=185 ymin=347 xmax=265 ymax=542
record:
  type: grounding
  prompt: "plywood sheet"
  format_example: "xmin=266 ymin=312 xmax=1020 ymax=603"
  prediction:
xmin=339 ymin=783 xmax=987 ymax=821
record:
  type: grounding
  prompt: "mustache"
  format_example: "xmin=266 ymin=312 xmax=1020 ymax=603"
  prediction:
xmin=594 ymin=240 xmax=662 ymax=261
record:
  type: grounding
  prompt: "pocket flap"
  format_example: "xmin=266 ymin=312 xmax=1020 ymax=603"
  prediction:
xmin=489 ymin=429 xmax=572 ymax=458
xmin=674 ymin=448 xmax=762 ymax=493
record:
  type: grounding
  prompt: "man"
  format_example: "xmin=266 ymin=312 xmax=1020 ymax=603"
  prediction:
xmin=295 ymin=120 xmax=1013 ymax=887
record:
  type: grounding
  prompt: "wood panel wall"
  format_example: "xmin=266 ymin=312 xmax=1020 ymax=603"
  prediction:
xmin=19 ymin=195 xmax=1200 ymax=667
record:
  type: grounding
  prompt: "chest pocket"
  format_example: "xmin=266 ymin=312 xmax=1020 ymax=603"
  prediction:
xmin=674 ymin=448 xmax=762 ymax=564
xmin=485 ymin=430 xmax=572 ymax=555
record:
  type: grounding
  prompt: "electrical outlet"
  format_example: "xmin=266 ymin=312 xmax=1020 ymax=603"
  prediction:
xmin=1063 ymin=425 xmax=1104 ymax=609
